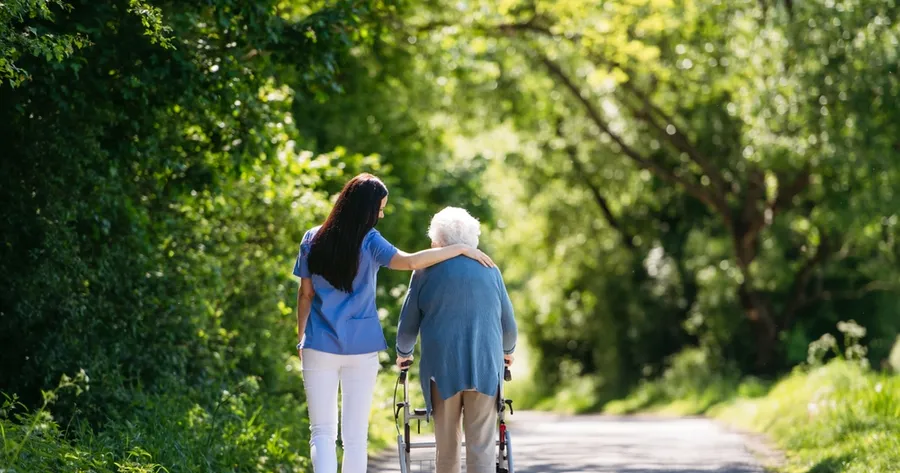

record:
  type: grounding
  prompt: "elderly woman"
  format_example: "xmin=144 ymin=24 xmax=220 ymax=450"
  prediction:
xmin=395 ymin=207 xmax=518 ymax=473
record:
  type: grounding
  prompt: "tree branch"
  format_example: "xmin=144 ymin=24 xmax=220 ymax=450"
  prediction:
xmin=812 ymin=280 xmax=900 ymax=302
xmin=735 ymin=167 xmax=768 ymax=263
xmin=781 ymin=232 xmax=833 ymax=331
xmin=409 ymin=19 xmax=457 ymax=34
xmin=488 ymin=20 xmax=735 ymax=203
xmin=618 ymin=78 xmax=732 ymax=200
xmin=568 ymin=150 xmax=637 ymax=250
xmin=567 ymin=156 xmax=636 ymax=252
xmin=551 ymin=118 xmax=636 ymax=249
xmin=538 ymin=54 xmax=724 ymax=219
xmin=497 ymin=22 xmax=558 ymax=38
xmin=740 ymin=165 xmax=811 ymax=260
xmin=413 ymin=17 xmax=570 ymax=40
xmin=494 ymin=18 xmax=578 ymax=41
xmin=773 ymin=165 xmax=811 ymax=212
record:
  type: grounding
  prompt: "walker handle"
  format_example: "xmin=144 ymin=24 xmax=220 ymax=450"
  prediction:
xmin=398 ymin=359 xmax=413 ymax=384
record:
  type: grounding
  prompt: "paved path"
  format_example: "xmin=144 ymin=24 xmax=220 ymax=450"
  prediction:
xmin=369 ymin=411 xmax=769 ymax=473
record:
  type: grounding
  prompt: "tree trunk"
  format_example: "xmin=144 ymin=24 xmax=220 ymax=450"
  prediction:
xmin=738 ymin=283 xmax=779 ymax=372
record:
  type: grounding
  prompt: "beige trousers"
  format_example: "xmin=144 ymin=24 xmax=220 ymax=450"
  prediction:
xmin=431 ymin=382 xmax=497 ymax=473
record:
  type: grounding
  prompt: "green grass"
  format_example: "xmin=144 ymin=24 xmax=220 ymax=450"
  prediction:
xmin=603 ymin=348 xmax=765 ymax=416
xmin=10 ymin=347 xmax=894 ymax=473
xmin=713 ymin=362 xmax=900 ymax=473
xmin=370 ymin=369 xmax=408 ymax=450
xmin=600 ymin=354 xmax=900 ymax=473
xmin=0 ymin=365 xmax=463 ymax=473
xmin=0 ymin=362 xmax=450 ymax=473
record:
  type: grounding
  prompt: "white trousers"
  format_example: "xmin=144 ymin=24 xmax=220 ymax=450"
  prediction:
xmin=302 ymin=348 xmax=380 ymax=473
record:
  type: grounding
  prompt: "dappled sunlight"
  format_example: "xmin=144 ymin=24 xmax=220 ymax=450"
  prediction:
xmin=3 ymin=0 xmax=899 ymax=472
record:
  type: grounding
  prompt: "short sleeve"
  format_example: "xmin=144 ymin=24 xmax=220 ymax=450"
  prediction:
xmin=292 ymin=231 xmax=313 ymax=278
xmin=367 ymin=230 xmax=399 ymax=267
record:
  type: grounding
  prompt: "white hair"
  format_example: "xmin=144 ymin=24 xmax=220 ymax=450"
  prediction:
xmin=427 ymin=206 xmax=481 ymax=248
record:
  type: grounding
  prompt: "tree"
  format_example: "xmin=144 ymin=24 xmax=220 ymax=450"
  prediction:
xmin=0 ymin=0 xmax=400 ymax=413
xmin=396 ymin=0 xmax=900 ymax=380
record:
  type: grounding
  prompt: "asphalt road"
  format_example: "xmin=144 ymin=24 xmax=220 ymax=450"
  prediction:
xmin=368 ymin=411 xmax=769 ymax=473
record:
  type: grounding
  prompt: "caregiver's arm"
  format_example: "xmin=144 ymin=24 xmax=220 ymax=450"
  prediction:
xmin=389 ymin=244 xmax=494 ymax=270
xmin=296 ymin=277 xmax=314 ymax=356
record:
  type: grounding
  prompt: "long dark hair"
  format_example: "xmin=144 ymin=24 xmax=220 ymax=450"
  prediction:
xmin=307 ymin=173 xmax=389 ymax=292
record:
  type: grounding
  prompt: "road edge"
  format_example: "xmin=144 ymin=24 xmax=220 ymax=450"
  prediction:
xmin=718 ymin=421 xmax=787 ymax=472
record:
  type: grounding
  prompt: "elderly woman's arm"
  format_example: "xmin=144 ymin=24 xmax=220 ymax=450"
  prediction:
xmin=396 ymin=271 xmax=424 ymax=363
xmin=389 ymin=245 xmax=494 ymax=270
xmin=497 ymin=269 xmax=518 ymax=356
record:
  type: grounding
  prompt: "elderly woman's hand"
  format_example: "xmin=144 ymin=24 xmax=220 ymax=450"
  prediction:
xmin=461 ymin=246 xmax=495 ymax=268
xmin=396 ymin=355 xmax=414 ymax=369
xmin=504 ymin=354 xmax=514 ymax=366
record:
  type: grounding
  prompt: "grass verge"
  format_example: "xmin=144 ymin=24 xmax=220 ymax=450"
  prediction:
xmin=602 ymin=354 xmax=899 ymax=473
xmin=713 ymin=361 xmax=899 ymax=473
xmin=1 ymin=366 xmax=411 ymax=473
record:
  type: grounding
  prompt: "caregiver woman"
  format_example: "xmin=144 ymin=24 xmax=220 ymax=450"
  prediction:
xmin=293 ymin=173 xmax=494 ymax=473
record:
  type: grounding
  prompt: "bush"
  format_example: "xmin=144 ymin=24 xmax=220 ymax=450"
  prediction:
xmin=1 ymin=372 xmax=312 ymax=473
xmin=603 ymin=347 xmax=759 ymax=415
